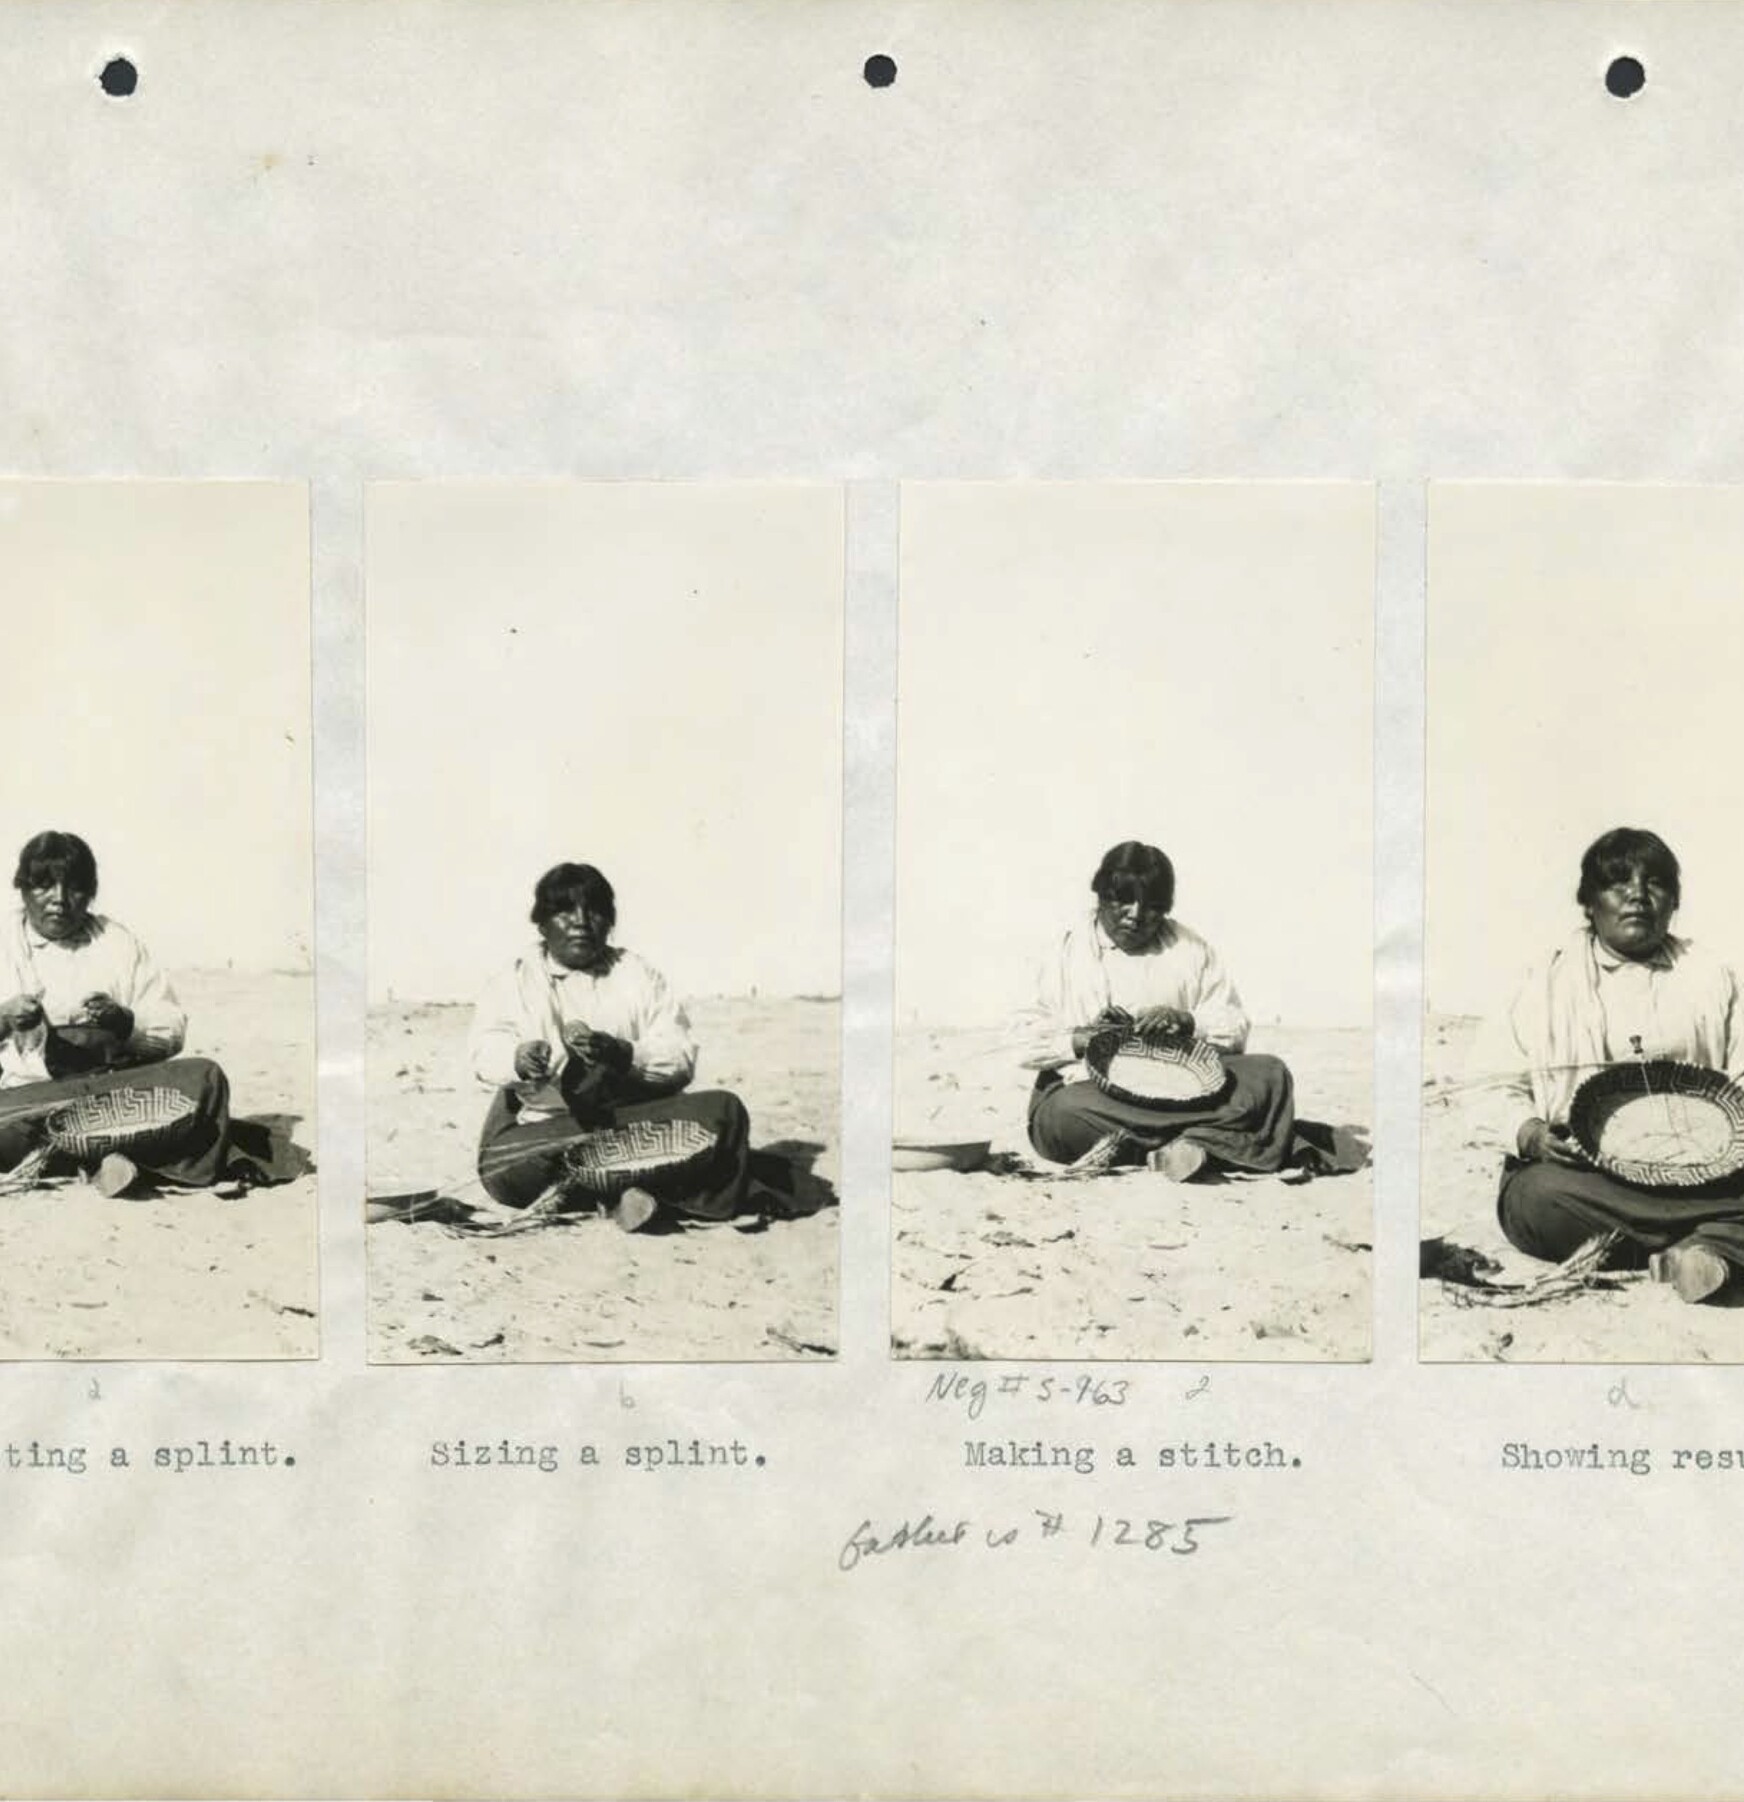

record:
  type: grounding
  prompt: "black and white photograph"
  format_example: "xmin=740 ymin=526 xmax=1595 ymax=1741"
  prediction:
xmin=891 ymin=482 xmax=1374 ymax=1361
xmin=0 ymin=482 xmax=317 ymax=1358
xmin=365 ymin=481 xmax=843 ymax=1362
xmin=1423 ymin=484 xmax=1744 ymax=1362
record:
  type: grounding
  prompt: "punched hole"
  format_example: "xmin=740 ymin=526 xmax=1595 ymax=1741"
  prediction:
xmin=1605 ymin=56 xmax=1645 ymax=99
xmin=98 ymin=57 xmax=138 ymax=98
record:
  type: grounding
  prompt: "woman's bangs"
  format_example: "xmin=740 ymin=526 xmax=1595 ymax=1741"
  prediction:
xmin=1104 ymin=873 xmax=1162 ymax=909
xmin=19 ymin=856 xmax=89 ymax=895
xmin=1595 ymin=851 xmax=1676 ymax=893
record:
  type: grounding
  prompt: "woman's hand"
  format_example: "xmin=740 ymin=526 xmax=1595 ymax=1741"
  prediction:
xmin=0 ymin=994 xmax=44 ymax=1038
xmin=76 ymin=993 xmax=133 ymax=1041
xmin=513 ymin=1040 xmax=554 ymax=1081
xmin=560 ymin=1020 xmax=633 ymax=1070
xmin=1070 ymin=1006 xmax=1132 ymax=1058
xmin=1517 ymin=1118 xmax=1589 ymax=1168
xmin=1134 ymin=1005 xmax=1195 ymax=1043
xmin=571 ymin=1030 xmax=634 ymax=1072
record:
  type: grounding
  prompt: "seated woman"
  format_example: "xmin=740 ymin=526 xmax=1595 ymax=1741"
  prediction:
xmin=1015 ymin=840 xmax=1296 ymax=1181
xmin=0 ymin=830 xmax=231 ymax=1195
xmin=1479 ymin=825 xmax=1744 ymax=1304
xmin=470 ymin=861 xmax=751 ymax=1231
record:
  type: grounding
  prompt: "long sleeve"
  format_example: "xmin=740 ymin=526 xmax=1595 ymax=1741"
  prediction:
xmin=120 ymin=932 xmax=186 ymax=1063
xmin=1722 ymin=965 xmax=1744 ymax=1085
xmin=0 ymin=925 xmax=41 ymax=1085
xmin=470 ymin=962 xmax=542 ymax=1091
xmin=624 ymin=958 xmax=697 ymax=1087
xmin=1463 ymin=997 xmax=1537 ymax=1153
xmin=1010 ymin=933 xmax=1088 ymax=1073
xmin=1184 ymin=938 xmax=1249 ymax=1053
xmin=0 ymin=923 xmax=32 ymax=1012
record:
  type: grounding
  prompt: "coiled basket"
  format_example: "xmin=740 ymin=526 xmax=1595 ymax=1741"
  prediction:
xmin=559 ymin=1117 xmax=718 ymax=1199
xmin=1568 ymin=1060 xmax=1744 ymax=1190
xmin=1085 ymin=1031 xmax=1229 ymax=1110
xmin=47 ymin=1086 xmax=198 ymax=1160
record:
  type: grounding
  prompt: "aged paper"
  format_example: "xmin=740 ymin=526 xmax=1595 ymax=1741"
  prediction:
xmin=4 ymin=1 xmax=1744 ymax=1797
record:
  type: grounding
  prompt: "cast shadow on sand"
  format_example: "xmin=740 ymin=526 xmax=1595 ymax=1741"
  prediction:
xmin=983 ymin=1119 xmax=1371 ymax=1185
xmin=0 ymin=1111 xmax=312 ymax=1199
xmin=366 ymin=1136 xmax=839 ymax=1237
xmin=232 ymin=1113 xmax=315 ymax=1183
xmin=750 ymin=1138 xmax=839 ymax=1213
xmin=1421 ymin=1229 xmax=1744 ymax=1312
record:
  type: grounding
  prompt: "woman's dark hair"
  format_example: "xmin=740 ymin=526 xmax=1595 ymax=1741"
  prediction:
xmin=1091 ymin=840 xmax=1175 ymax=914
xmin=13 ymin=830 xmax=98 ymax=898
xmin=530 ymin=862 xmax=616 ymax=929
xmin=1577 ymin=827 xmax=1681 ymax=909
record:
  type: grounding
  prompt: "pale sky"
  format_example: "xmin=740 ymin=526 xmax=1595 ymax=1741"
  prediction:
xmin=1428 ymin=484 xmax=1744 ymax=1020
xmin=896 ymin=483 xmax=1375 ymax=1030
xmin=367 ymin=482 xmax=844 ymax=1004
xmin=0 ymin=482 xmax=313 ymax=973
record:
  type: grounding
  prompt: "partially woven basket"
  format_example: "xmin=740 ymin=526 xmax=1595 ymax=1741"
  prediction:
xmin=46 ymin=1087 xmax=198 ymax=1160
xmin=559 ymin=1117 xmax=718 ymax=1199
xmin=1085 ymin=1031 xmax=1228 ymax=1110
xmin=1568 ymin=1060 xmax=1744 ymax=1190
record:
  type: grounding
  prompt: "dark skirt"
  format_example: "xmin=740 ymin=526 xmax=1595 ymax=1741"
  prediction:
xmin=0 ymin=1057 xmax=232 ymax=1188
xmin=476 ymin=1085 xmax=752 ymax=1218
xmin=1027 ymin=1052 xmax=1297 ymax=1173
xmin=1497 ymin=1155 xmax=1744 ymax=1268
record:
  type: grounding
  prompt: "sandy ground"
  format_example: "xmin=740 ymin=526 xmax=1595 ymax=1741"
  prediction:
xmin=0 ymin=970 xmax=318 ymax=1360
xmin=367 ymin=995 xmax=839 ymax=1362
xmin=1421 ymin=1014 xmax=1744 ymax=1363
xmin=891 ymin=1024 xmax=1371 ymax=1361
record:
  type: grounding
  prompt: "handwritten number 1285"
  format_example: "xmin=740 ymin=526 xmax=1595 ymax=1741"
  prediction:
xmin=1090 ymin=1515 xmax=1231 ymax=1554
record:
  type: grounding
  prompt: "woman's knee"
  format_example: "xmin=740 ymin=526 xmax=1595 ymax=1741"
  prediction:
xmin=1235 ymin=1052 xmax=1292 ymax=1090
xmin=476 ymin=1127 xmax=552 ymax=1208
xmin=1027 ymin=1085 xmax=1099 ymax=1163
xmin=691 ymin=1089 xmax=750 ymax=1140
xmin=477 ymin=1156 xmax=542 ymax=1209
xmin=164 ymin=1056 xmax=230 ymax=1110
xmin=1498 ymin=1161 xmax=1583 ymax=1259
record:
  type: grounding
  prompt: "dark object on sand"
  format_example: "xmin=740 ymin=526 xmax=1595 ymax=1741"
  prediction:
xmin=1432 ymin=1231 xmax=1635 ymax=1309
xmin=366 ymin=1188 xmax=441 ymax=1224
xmin=1569 ymin=1060 xmax=1744 ymax=1190
xmin=1420 ymin=1236 xmax=1503 ymax=1285
xmin=892 ymin=1138 xmax=991 ymax=1173
xmin=1086 ymin=1031 xmax=1228 ymax=1109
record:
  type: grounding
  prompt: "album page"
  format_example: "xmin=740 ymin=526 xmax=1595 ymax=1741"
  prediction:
xmin=4 ymin=3 xmax=1744 ymax=1798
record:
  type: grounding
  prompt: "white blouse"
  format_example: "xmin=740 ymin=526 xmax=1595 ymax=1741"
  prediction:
xmin=470 ymin=943 xmax=698 ymax=1120
xmin=1014 ymin=911 xmax=1251 ymax=1081
xmin=0 ymin=910 xmax=187 ymax=1089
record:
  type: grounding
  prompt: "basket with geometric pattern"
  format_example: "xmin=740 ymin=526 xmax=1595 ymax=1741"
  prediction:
xmin=0 ymin=1084 xmax=199 ymax=1194
xmin=1568 ymin=1060 xmax=1744 ymax=1190
xmin=1085 ymin=1030 xmax=1229 ymax=1110
xmin=46 ymin=1087 xmax=198 ymax=1160
xmin=558 ymin=1117 xmax=718 ymax=1199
